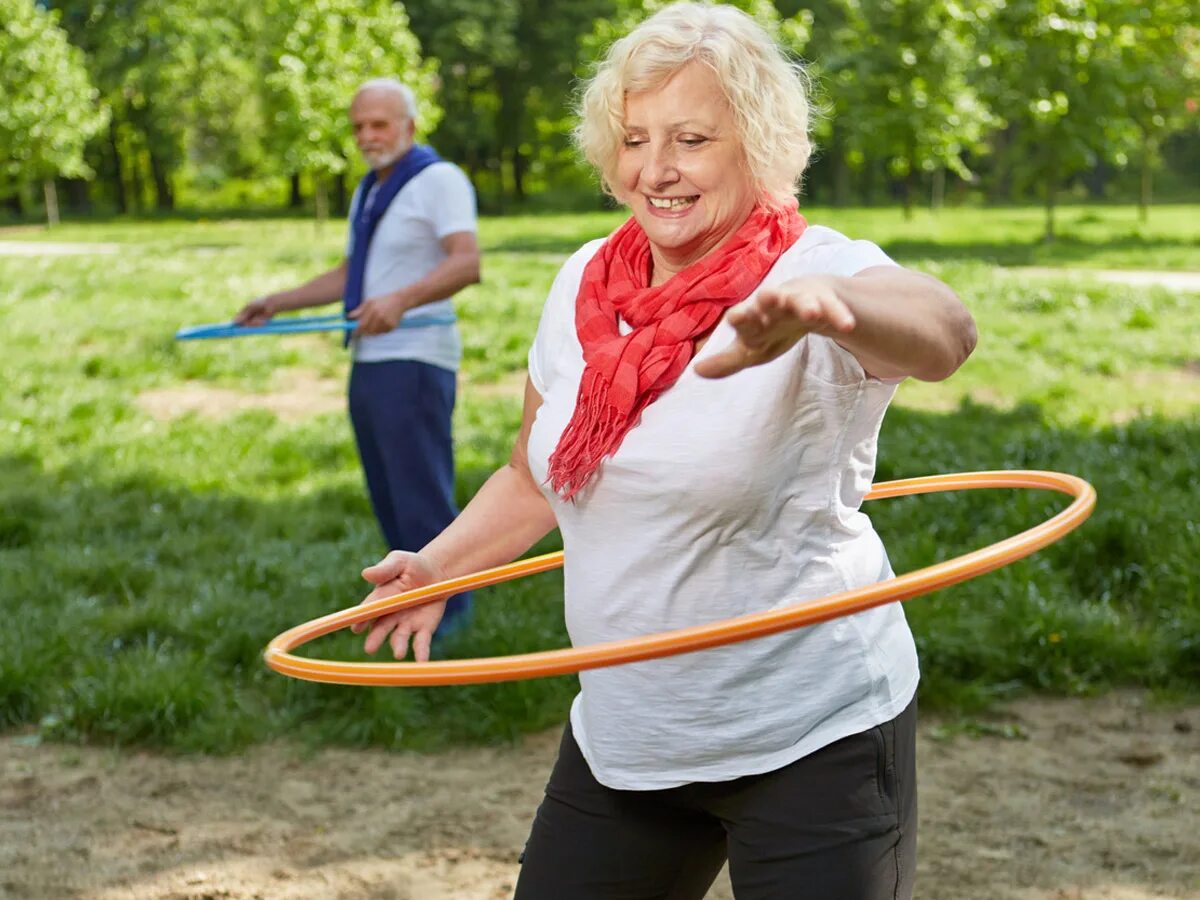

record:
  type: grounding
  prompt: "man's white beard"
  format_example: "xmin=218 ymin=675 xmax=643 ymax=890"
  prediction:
xmin=362 ymin=141 xmax=409 ymax=171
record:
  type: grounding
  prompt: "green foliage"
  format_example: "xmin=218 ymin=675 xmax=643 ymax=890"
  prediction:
xmin=0 ymin=209 xmax=1198 ymax=753
xmin=262 ymin=0 xmax=440 ymax=180
xmin=6 ymin=0 xmax=1196 ymax=217
xmin=0 ymin=0 xmax=107 ymax=188
xmin=408 ymin=0 xmax=616 ymax=207
xmin=812 ymin=0 xmax=996 ymax=210
xmin=50 ymin=0 xmax=271 ymax=211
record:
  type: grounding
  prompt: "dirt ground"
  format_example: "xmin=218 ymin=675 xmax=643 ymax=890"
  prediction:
xmin=2 ymin=692 xmax=1197 ymax=900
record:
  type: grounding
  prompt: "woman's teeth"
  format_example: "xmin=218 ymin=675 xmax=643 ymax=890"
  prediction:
xmin=648 ymin=196 xmax=697 ymax=210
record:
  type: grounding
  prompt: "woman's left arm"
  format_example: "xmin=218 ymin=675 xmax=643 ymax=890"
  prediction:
xmin=695 ymin=266 xmax=977 ymax=383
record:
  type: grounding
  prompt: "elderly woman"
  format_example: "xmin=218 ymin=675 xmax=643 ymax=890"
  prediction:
xmin=354 ymin=3 xmax=975 ymax=897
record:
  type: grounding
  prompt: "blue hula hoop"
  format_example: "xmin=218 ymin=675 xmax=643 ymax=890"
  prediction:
xmin=175 ymin=313 xmax=456 ymax=341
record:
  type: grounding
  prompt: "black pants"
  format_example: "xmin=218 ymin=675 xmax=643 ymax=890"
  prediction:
xmin=514 ymin=697 xmax=917 ymax=900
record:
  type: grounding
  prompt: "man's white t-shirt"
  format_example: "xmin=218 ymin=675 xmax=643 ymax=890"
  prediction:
xmin=345 ymin=161 xmax=477 ymax=371
xmin=525 ymin=225 xmax=919 ymax=791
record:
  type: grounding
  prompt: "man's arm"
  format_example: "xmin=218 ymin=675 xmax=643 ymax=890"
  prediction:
xmin=235 ymin=261 xmax=349 ymax=325
xmin=349 ymin=231 xmax=481 ymax=335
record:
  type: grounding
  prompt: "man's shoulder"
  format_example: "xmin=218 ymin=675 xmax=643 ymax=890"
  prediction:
xmin=413 ymin=160 xmax=473 ymax=192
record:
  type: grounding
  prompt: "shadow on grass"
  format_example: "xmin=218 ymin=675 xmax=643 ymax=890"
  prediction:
xmin=1 ymin=400 xmax=1197 ymax=752
xmin=0 ymin=452 xmax=570 ymax=754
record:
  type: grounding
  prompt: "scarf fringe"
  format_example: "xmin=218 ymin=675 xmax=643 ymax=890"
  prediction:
xmin=547 ymin=375 xmax=626 ymax=500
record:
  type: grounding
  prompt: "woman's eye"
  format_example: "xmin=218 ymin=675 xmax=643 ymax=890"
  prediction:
xmin=623 ymin=138 xmax=647 ymax=148
xmin=679 ymin=137 xmax=707 ymax=147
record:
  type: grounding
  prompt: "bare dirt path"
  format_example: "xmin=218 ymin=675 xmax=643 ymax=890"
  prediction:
xmin=2 ymin=692 xmax=1197 ymax=900
xmin=0 ymin=241 xmax=121 ymax=256
xmin=1000 ymin=268 xmax=1200 ymax=292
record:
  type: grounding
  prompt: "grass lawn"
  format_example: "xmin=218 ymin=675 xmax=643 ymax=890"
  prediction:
xmin=0 ymin=205 xmax=1197 ymax=752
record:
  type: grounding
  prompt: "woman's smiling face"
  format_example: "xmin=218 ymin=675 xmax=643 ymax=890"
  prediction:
xmin=615 ymin=61 xmax=758 ymax=277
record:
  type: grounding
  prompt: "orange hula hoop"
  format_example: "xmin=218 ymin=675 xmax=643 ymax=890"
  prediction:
xmin=264 ymin=470 xmax=1095 ymax=687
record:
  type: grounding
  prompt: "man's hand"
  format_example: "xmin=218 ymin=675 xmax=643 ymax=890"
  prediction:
xmin=350 ymin=550 xmax=449 ymax=662
xmin=348 ymin=292 xmax=407 ymax=336
xmin=693 ymin=276 xmax=856 ymax=379
xmin=234 ymin=295 xmax=277 ymax=327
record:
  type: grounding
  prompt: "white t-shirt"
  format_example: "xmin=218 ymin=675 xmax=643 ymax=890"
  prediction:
xmin=345 ymin=161 xmax=477 ymax=371
xmin=526 ymin=224 xmax=919 ymax=790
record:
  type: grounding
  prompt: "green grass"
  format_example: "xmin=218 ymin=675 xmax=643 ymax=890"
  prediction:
xmin=7 ymin=202 xmax=1200 ymax=269
xmin=0 ymin=206 xmax=1197 ymax=752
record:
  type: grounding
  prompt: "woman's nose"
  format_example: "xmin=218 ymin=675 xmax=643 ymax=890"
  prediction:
xmin=641 ymin=142 xmax=680 ymax=189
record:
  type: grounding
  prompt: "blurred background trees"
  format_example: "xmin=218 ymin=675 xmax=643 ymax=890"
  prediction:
xmin=1 ymin=0 xmax=1196 ymax=232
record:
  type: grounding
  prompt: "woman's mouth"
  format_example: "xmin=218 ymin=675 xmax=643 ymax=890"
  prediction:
xmin=646 ymin=195 xmax=699 ymax=213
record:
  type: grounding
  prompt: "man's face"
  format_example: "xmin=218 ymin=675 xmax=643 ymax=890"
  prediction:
xmin=350 ymin=90 xmax=414 ymax=170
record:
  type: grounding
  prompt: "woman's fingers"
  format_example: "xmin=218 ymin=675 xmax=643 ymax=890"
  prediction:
xmin=696 ymin=282 xmax=855 ymax=380
xmin=362 ymin=550 xmax=409 ymax=585
xmin=388 ymin=621 xmax=414 ymax=660
xmin=363 ymin=613 xmax=402 ymax=654
xmin=693 ymin=343 xmax=753 ymax=379
xmin=410 ymin=628 xmax=435 ymax=664
xmin=349 ymin=576 xmax=403 ymax=633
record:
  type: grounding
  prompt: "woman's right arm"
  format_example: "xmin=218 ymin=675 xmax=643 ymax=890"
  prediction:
xmin=353 ymin=376 xmax=557 ymax=661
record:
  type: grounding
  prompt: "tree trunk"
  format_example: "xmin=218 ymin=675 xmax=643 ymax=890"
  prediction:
xmin=902 ymin=166 xmax=915 ymax=220
xmin=931 ymin=168 xmax=945 ymax=211
xmin=862 ymin=158 xmax=877 ymax=206
xmin=512 ymin=147 xmax=527 ymax=203
xmin=289 ymin=173 xmax=303 ymax=209
xmin=1139 ymin=132 xmax=1155 ymax=224
xmin=334 ymin=168 xmax=349 ymax=217
xmin=43 ymin=180 xmax=60 ymax=227
xmin=130 ymin=146 xmax=145 ymax=213
xmin=1043 ymin=166 xmax=1057 ymax=243
xmin=314 ymin=176 xmax=329 ymax=223
xmin=831 ymin=126 xmax=850 ymax=207
xmin=988 ymin=126 xmax=1014 ymax=205
xmin=148 ymin=149 xmax=174 ymax=211
xmin=108 ymin=119 xmax=128 ymax=214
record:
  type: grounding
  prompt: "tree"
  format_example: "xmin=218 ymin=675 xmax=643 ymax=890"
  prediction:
xmin=1110 ymin=1 xmax=1199 ymax=220
xmin=0 ymin=0 xmax=108 ymax=225
xmin=980 ymin=0 xmax=1129 ymax=240
xmin=49 ymin=0 xmax=266 ymax=213
xmin=812 ymin=0 xmax=995 ymax=217
xmin=262 ymin=0 xmax=439 ymax=221
xmin=408 ymin=0 xmax=616 ymax=208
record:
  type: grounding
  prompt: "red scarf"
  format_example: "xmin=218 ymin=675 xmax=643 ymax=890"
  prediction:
xmin=547 ymin=202 xmax=807 ymax=499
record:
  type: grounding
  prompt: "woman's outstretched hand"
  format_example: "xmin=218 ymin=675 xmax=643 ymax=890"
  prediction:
xmin=694 ymin=276 xmax=856 ymax=379
xmin=350 ymin=551 xmax=449 ymax=662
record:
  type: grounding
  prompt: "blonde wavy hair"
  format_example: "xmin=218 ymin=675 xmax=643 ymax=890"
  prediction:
xmin=575 ymin=2 xmax=812 ymax=207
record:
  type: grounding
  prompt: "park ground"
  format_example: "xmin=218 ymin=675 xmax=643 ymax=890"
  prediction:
xmin=3 ymin=692 xmax=1198 ymax=900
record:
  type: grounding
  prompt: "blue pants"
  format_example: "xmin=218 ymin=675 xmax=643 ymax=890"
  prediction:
xmin=348 ymin=359 xmax=471 ymax=632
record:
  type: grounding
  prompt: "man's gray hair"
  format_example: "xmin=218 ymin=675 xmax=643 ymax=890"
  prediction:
xmin=356 ymin=78 xmax=418 ymax=120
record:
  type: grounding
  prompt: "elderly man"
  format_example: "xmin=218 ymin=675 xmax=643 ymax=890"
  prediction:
xmin=237 ymin=78 xmax=480 ymax=646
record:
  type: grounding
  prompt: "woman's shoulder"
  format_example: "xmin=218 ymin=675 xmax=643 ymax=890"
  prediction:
xmin=544 ymin=237 xmax=607 ymax=300
xmin=775 ymin=224 xmax=896 ymax=278
xmin=561 ymin=237 xmax=607 ymax=276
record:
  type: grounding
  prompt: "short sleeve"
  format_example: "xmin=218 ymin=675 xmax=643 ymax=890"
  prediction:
xmin=527 ymin=239 xmax=604 ymax=395
xmin=823 ymin=239 xmax=896 ymax=277
xmin=423 ymin=164 xmax=477 ymax=238
xmin=782 ymin=226 xmax=904 ymax=385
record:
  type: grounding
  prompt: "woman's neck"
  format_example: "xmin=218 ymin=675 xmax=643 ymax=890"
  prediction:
xmin=646 ymin=205 xmax=757 ymax=286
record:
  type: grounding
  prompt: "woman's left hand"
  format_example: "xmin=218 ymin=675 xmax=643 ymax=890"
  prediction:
xmin=694 ymin=275 xmax=856 ymax=379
